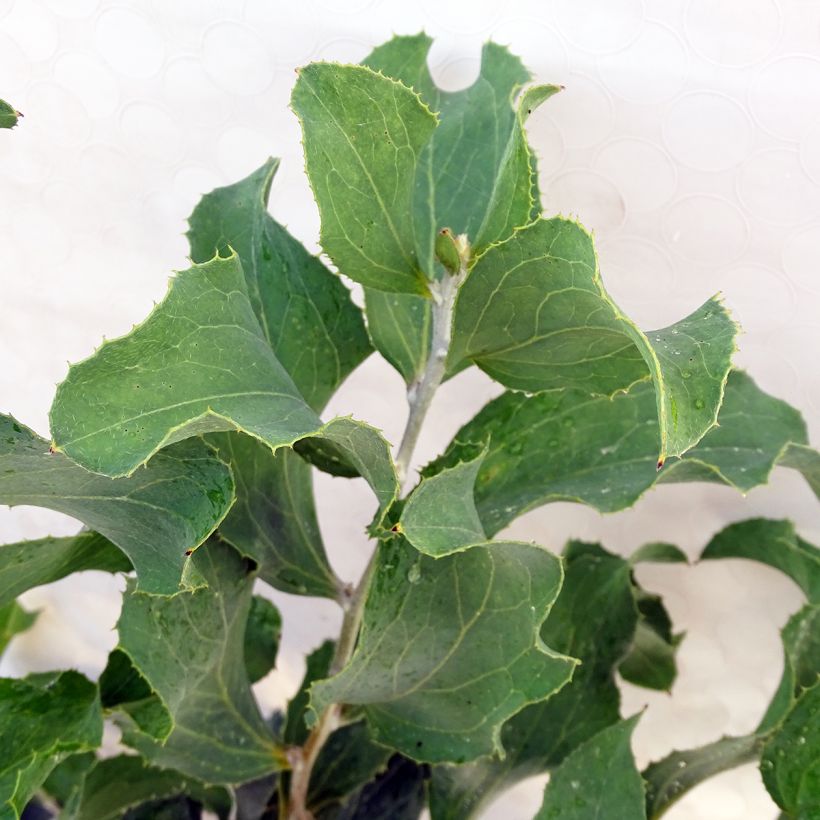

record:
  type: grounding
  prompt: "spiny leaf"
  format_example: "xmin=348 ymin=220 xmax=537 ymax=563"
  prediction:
xmin=209 ymin=436 xmax=340 ymax=598
xmin=701 ymin=518 xmax=820 ymax=604
xmin=535 ymin=716 xmax=646 ymax=820
xmin=0 ymin=532 xmax=130 ymax=609
xmin=48 ymin=255 xmax=399 ymax=542
xmin=186 ymin=157 xmax=371 ymax=413
xmin=102 ymin=540 xmax=284 ymax=784
xmin=69 ymin=755 xmax=231 ymax=820
xmin=779 ymin=442 xmax=820 ymax=500
xmin=361 ymin=34 xmax=558 ymax=384
xmin=0 ymin=416 xmax=232 ymax=595
xmin=362 ymin=289 xmax=431 ymax=386
xmin=0 ymin=671 xmax=102 ymax=820
xmin=427 ymin=370 xmax=812 ymax=536
xmin=399 ymin=452 xmax=486 ymax=556
xmin=630 ymin=542 xmax=688 ymax=565
xmin=0 ymin=602 xmax=36 ymax=656
xmin=285 ymin=640 xmax=336 ymax=747
xmin=49 ymin=253 xmax=323 ymax=477
xmin=429 ymin=541 xmax=640 ymax=819
xmin=643 ymin=734 xmax=761 ymax=819
xmin=450 ymin=217 xmax=738 ymax=462
xmin=643 ymin=521 xmax=820 ymax=816
xmin=310 ymin=536 xmax=576 ymax=764
xmin=0 ymin=100 xmax=20 ymax=129
xmin=760 ymin=681 xmax=820 ymax=816
xmin=291 ymin=62 xmax=437 ymax=295
xmin=618 ymin=586 xmax=683 ymax=693
xmin=244 ymin=595 xmax=282 ymax=684
xmin=317 ymin=754 xmax=427 ymax=820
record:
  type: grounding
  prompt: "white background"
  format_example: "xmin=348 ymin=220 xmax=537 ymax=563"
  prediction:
xmin=1 ymin=1 xmax=820 ymax=818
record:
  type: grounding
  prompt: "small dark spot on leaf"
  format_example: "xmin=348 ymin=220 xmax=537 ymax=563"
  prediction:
xmin=184 ymin=549 xmax=194 ymax=556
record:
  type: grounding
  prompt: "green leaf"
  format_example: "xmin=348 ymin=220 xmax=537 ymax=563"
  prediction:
xmin=186 ymin=157 xmax=371 ymax=413
xmin=450 ymin=217 xmax=738 ymax=462
xmin=535 ymin=716 xmax=646 ymax=820
xmin=291 ymin=62 xmax=437 ymax=294
xmin=0 ymin=532 xmax=129 ymax=609
xmin=642 ymin=521 xmax=820 ymax=816
xmin=244 ymin=595 xmax=282 ymax=684
xmin=364 ymin=34 xmax=558 ymax=271
xmin=0 ymin=671 xmax=102 ymax=820
xmin=629 ymin=542 xmax=688 ymax=565
xmin=363 ymin=290 xmax=431 ymax=386
xmin=102 ymin=540 xmax=284 ymax=784
xmin=0 ymin=100 xmax=20 ymax=129
xmin=643 ymin=734 xmax=761 ymax=819
xmin=308 ymin=722 xmax=391 ymax=816
xmin=280 ymin=640 xmax=391 ymax=816
xmin=310 ymin=536 xmax=575 ymax=764
xmin=701 ymin=518 xmax=820 ymax=604
xmin=760 ymin=681 xmax=820 ymax=816
xmin=0 ymin=415 xmax=232 ymax=595
xmin=317 ymin=754 xmax=427 ymax=820
xmin=618 ymin=586 xmax=683 ymax=693
xmin=399 ymin=452 xmax=486 ymax=556
xmin=360 ymin=35 xmax=557 ymax=385
xmin=49 ymin=253 xmax=323 ymax=477
xmin=70 ymin=755 xmax=231 ymax=820
xmin=210 ymin=435 xmax=340 ymax=598
xmin=429 ymin=540 xmax=638 ymax=820
xmin=428 ymin=370 xmax=811 ymax=536
xmin=285 ymin=640 xmax=336 ymax=747
xmin=41 ymin=751 xmax=96 ymax=811
xmin=779 ymin=442 xmax=820 ymax=500
xmin=0 ymin=602 xmax=36 ymax=656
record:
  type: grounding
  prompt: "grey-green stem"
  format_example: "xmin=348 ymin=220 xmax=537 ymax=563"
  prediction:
xmin=286 ymin=261 xmax=465 ymax=818
xmin=395 ymin=267 xmax=465 ymax=486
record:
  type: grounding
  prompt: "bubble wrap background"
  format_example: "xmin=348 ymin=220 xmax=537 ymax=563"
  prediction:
xmin=1 ymin=1 xmax=819 ymax=817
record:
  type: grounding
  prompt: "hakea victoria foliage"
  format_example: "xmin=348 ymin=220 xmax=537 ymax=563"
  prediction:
xmin=1 ymin=34 xmax=819 ymax=820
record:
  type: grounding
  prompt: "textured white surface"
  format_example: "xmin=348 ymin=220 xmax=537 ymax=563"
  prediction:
xmin=1 ymin=2 xmax=820 ymax=818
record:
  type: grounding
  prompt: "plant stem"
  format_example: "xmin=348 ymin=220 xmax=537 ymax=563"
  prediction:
xmin=395 ymin=268 xmax=464 ymax=486
xmin=286 ymin=549 xmax=378 ymax=819
xmin=286 ymin=261 xmax=465 ymax=819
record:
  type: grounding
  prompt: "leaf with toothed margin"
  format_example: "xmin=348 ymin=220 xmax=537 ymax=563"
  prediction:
xmin=643 ymin=734 xmax=761 ymax=820
xmin=365 ymin=34 xmax=560 ymax=274
xmin=701 ymin=518 xmax=820 ymax=604
xmin=208 ymin=435 xmax=340 ymax=599
xmin=398 ymin=452 xmax=486 ymax=556
xmin=760 ymin=681 xmax=820 ymax=816
xmin=186 ymin=160 xmax=373 ymax=600
xmin=361 ymin=34 xmax=559 ymax=384
xmin=535 ymin=716 xmax=646 ymax=820
xmin=243 ymin=595 xmax=281 ymax=684
xmin=68 ymin=755 xmax=231 ymax=820
xmin=309 ymin=535 xmax=576 ymax=765
xmin=47 ymin=254 xmax=399 ymax=540
xmin=100 ymin=539 xmax=285 ymax=785
xmin=0 ymin=415 xmax=233 ymax=595
xmin=449 ymin=217 xmax=738 ymax=463
xmin=0 ymin=671 xmax=103 ymax=820
xmin=778 ymin=442 xmax=820 ymax=501
xmin=0 ymin=601 xmax=36 ymax=656
xmin=49 ymin=253 xmax=323 ymax=478
xmin=291 ymin=62 xmax=437 ymax=295
xmin=641 ymin=521 xmax=820 ymax=818
xmin=0 ymin=532 xmax=130 ymax=609
xmin=618 ymin=584 xmax=683 ymax=693
xmin=425 ymin=370 xmax=812 ymax=537
xmin=629 ymin=542 xmax=688 ymax=565
xmin=429 ymin=541 xmax=649 ymax=820
xmin=186 ymin=157 xmax=371 ymax=413
xmin=0 ymin=99 xmax=20 ymax=129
